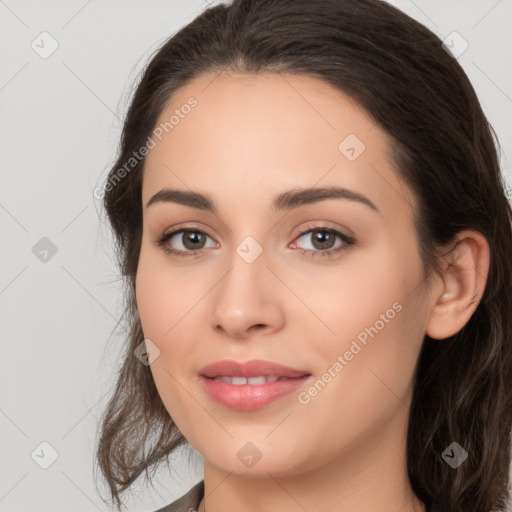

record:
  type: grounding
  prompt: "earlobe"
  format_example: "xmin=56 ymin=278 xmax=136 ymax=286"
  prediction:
xmin=425 ymin=230 xmax=490 ymax=341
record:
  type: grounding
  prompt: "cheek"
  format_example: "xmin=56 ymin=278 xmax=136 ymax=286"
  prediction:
xmin=135 ymin=244 xmax=194 ymax=342
xmin=294 ymin=294 xmax=425 ymax=464
xmin=302 ymin=243 xmax=420 ymax=346
xmin=135 ymin=249 xmax=198 ymax=430
xmin=307 ymin=240 xmax=426 ymax=401
xmin=135 ymin=244 xmax=205 ymax=373
xmin=135 ymin=249 xmax=166 ymax=340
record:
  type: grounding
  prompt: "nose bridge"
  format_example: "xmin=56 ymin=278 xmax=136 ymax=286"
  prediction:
xmin=226 ymin=244 xmax=267 ymax=301
xmin=210 ymin=240 xmax=284 ymax=337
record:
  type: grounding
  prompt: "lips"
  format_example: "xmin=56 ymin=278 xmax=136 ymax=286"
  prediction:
xmin=198 ymin=359 xmax=311 ymax=379
xmin=198 ymin=359 xmax=313 ymax=411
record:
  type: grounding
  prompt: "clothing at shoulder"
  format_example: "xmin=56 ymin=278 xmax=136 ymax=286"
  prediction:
xmin=153 ymin=480 xmax=204 ymax=512
xmin=153 ymin=481 xmax=447 ymax=512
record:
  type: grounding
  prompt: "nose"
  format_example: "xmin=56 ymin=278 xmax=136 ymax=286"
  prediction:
xmin=210 ymin=252 xmax=286 ymax=340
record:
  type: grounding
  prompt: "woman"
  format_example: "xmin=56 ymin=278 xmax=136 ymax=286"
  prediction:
xmin=94 ymin=1 xmax=512 ymax=511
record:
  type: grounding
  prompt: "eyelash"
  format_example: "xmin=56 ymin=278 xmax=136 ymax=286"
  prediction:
xmin=155 ymin=223 xmax=355 ymax=260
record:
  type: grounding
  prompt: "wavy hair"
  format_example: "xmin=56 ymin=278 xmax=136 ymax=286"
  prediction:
xmin=94 ymin=1 xmax=512 ymax=511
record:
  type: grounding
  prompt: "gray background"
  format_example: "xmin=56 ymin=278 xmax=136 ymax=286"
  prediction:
xmin=1 ymin=1 xmax=511 ymax=511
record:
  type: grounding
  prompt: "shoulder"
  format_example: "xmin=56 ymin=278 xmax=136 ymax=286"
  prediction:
xmin=152 ymin=480 xmax=204 ymax=512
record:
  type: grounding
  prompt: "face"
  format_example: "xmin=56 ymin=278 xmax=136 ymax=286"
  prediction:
xmin=136 ymin=71 xmax=431 ymax=477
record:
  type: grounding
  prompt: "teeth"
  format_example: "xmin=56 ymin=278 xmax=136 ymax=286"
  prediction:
xmin=247 ymin=376 xmax=266 ymax=385
xmin=212 ymin=375 xmax=281 ymax=385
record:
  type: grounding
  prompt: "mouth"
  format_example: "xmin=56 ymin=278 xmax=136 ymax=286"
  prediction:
xmin=198 ymin=359 xmax=313 ymax=411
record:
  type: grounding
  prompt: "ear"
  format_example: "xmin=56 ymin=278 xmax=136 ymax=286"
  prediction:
xmin=425 ymin=230 xmax=490 ymax=340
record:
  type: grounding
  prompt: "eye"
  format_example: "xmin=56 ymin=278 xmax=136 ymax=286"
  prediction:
xmin=290 ymin=224 xmax=355 ymax=259
xmin=156 ymin=227 xmax=218 ymax=258
xmin=155 ymin=223 xmax=355 ymax=260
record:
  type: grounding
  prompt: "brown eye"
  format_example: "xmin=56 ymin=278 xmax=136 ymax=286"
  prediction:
xmin=308 ymin=229 xmax=338 ymax=250
xmin=177 ymin=230 xmax=208 ymax=250
xmin=292 ymin=226 xmax=355 ymax=259
xmin=156 ymin=228 xmax=218 ymax=257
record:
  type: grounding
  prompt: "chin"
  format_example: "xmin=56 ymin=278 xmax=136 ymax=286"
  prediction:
xmin=200 ymin=440 xmax=311 ymax=478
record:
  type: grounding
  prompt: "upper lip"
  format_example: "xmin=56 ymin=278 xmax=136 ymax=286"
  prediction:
xmin=199 ymin=359 xmax=311 ymax=379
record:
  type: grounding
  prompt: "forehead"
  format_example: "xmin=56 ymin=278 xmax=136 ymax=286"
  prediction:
xmin=142 ymin=71 xmax=414 ymax=219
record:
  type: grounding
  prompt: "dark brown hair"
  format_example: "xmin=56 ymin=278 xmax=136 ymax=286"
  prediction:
xmin=94 ymin=1 xmax=512 ymax=511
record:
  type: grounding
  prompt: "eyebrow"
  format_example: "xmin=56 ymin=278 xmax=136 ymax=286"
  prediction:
xmin=145 ymin=186 xmax=379 ymax=213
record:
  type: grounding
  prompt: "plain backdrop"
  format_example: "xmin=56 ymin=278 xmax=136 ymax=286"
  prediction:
xmin=1 ymin=1 xmax=511 ymax=511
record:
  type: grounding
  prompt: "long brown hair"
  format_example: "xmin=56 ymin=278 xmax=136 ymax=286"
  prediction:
xmin=94 ymin=1 xmax=512 ymax=510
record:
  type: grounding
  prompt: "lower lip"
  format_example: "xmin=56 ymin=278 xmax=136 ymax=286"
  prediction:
xmin=200 ymin=375 xmax=312 ymax=411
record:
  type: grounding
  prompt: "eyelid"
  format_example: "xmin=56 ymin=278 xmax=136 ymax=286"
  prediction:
xmin=159 ymin=222 xmax=215 ymax=238
xmin=291 ymin=220 xmax=353 ymax=240
xmin=157 ymin=220 xmax=351 ymax=243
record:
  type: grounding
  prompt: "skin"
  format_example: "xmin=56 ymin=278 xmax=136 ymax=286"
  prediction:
xmin=135 ymin=71 xmax=490 ymax=512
